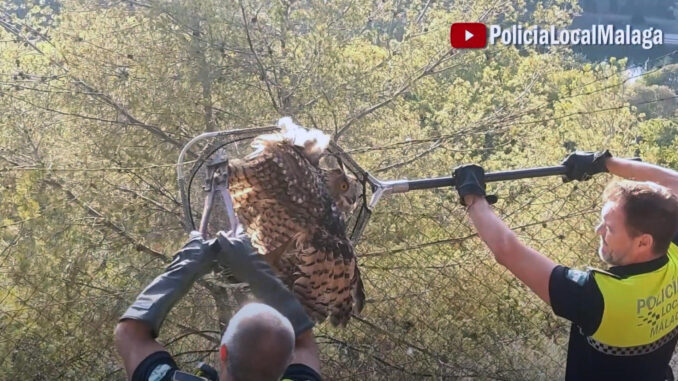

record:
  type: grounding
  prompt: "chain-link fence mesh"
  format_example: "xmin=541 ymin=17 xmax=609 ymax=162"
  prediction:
xmin=1 ymin=0 xmax=677 ymax=378
xmin=312 ymin=176 xmax=608 ymax=380
xmin=174 ymin=131 xmax=626 ymax=380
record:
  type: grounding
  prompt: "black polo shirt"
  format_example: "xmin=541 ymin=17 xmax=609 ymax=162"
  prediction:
xmin=549 ymin=242 xmax=678 ymax=380
xmin=132 ymin=351 xmax=322 ymax=381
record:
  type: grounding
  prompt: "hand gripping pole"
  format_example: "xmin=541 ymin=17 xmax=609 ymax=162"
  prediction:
xmin=366 ymin=159 xmax=639 ymax=209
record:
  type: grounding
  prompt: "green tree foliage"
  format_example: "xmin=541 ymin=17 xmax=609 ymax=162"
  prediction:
xmin=0 ymin=0 xmax=676 ymax=379
xmin=628 ymin=83 xmax=677 ymax=119
xmin=644 ymin=64 xmax=678 ymax=93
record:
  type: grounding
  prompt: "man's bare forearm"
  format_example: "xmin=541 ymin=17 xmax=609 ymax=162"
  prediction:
xmin=606 ymin=158 xmax=678 ymax=195
xmin=464 ymin=195 xmax=556 ymax=304
xmin=465 ymin=196 xmax=517 ymax=264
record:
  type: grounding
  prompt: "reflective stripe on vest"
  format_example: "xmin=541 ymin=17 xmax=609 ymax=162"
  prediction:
xmin=590 ymin=243 xmax=678 ymax=353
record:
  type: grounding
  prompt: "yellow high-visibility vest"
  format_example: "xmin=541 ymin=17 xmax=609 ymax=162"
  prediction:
xmin=590 ymin=243 xmax=678 ymax=355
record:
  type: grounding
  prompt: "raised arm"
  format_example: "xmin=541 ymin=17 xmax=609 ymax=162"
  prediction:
xmin=114 ymin=232 xmax=217 ymax=379
xmin=215 ymin=231 xmax=320 ymax=375
xmin=454 ymin=165 xmax=557 ymax=305
xmin=115 ymin=231 xmax=321 ymax=379
xmin=561 ymin=150 xmax=678 ymax=196
xmin=605 ymin=157 xmax=678 ymax=195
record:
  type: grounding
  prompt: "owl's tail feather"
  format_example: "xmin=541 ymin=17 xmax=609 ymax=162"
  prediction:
xmin=293 ymin=264 xmax=330 ymax=323
xmin=318 ymin=244 xmax=360 ymax=326
xmin=326 ymin=259 xmax=364 ymax=326
xmin=351 ymin=267 xmax=366 ymax=315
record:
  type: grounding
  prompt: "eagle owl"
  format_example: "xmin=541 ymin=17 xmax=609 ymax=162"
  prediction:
xmin=227 ymin=117 xmax=365 ymax=325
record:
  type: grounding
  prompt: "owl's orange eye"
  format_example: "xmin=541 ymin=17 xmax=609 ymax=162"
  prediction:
xmin=341 ymin=183 xmax=348 ymax=191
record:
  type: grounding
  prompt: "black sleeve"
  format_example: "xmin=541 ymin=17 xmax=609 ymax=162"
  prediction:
xmin=549 ymin=265 xmax=604 ymax=336
xmin=672 ymin=232 xmax=678 ymax=246
xmin=132 ymin=351 xmax=179 ymax=381
xmin=280 ymin=363 xmax=322 ymax=381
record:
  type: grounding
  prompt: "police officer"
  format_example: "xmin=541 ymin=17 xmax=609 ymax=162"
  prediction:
xmin=114 ymin=230 xmax=322 ymax=381
xmin=453 ymin=151 xmax=678 ymax=380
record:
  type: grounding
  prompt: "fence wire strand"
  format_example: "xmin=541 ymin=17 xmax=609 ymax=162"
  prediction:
xmin=168 ymin=132 xmax=625 ymax=380
xmin=301 ymin=177 xmax=609 ymax=380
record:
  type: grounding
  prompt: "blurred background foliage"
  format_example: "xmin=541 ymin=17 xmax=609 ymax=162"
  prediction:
xmin=0 ymin=0 xmax=676 ymax=379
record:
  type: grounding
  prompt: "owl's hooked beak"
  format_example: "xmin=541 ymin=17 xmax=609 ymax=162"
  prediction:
xmin=336 ymin=197 xmax=354 ymax=214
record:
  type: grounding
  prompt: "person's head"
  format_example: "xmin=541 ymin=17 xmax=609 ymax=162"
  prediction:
xmin=596 ymin=180 xmax=678 ymax=266
xmin=219 ymin=303 xmax=295 ymax=381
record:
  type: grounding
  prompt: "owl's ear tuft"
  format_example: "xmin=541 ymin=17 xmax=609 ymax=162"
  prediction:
xmin=318 ymin=154 xmax=340 ymax=170
xmin=336 ymin=155 xmax=346 ymax=172
xmin=278 ymin=117 xmax=329 ymax=166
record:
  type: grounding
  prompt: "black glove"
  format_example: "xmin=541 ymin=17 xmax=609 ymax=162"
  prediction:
xmin=120 ymin=231 xmax=218 ymax=338
xmin=453 ymin=164 xmax=498 ymax=206
xmin=213 ymin=230 xmax=314 ymax=337
xmin=561 ymin=150 xmax=612 ymax=182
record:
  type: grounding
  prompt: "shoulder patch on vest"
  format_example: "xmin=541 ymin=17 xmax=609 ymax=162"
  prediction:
xmin=566 ymin=268 xmax=589 ymax=286
xmin=587 ymin=266 xmax=622 ymax=279
xmin=149 ymin=364 xmax=172 ymax=381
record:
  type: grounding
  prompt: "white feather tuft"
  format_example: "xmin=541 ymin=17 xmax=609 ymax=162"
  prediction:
xmin=276 ymin=117 xmax=330 ymax=165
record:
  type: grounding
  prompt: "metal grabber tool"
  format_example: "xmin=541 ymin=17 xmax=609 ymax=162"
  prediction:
xmin=177 ymin=127 xmax=276 ymax=239
xmin=199 ymin=150 xmax=239 ymax=239
xmin=178 ymin=125 xmax=641 ymax=244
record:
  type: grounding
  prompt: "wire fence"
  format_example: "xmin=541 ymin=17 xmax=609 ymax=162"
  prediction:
xmin=2 ymin=132 xmax=672 ymax=380
xmin=309 ymin=176 xmax=607 ymax=380
xmin=1 ymin=3 xmax=677 ymax=379
xmin=174 ymin=133 xmax=619 ymax=380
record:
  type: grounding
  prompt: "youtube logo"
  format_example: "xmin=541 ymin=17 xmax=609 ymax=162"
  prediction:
xmin=450 ymin=23 xmax=487 ymax=49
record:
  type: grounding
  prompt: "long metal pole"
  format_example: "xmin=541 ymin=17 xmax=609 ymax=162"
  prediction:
xmin=406 ymin=165 xmax=566 ymax=190
xmin=369 ymin=159 xmax=639 ymax=209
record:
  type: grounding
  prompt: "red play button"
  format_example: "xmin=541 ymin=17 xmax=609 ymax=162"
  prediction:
xmin=450 ymin=23 xmax=487 ymax=49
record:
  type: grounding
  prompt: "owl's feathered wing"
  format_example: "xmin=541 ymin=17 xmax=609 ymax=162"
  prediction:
xmin=227 ymin=119 xmax=364 ymax=325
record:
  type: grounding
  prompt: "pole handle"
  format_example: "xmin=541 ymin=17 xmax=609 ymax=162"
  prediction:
xmin=404 ymin=157 xmax=641 ymax=191
xmin=406 ymin=165 xmax=565 ymax=190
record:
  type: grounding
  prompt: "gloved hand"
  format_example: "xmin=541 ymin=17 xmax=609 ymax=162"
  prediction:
xmin=212 ymin=229 xmax=314 ymax=337
xmin=453 ymin=164 xmax=498 ymax=206
xmin=120 ymin=231 xmax=218 ymax=338
xmin=561 ymin=150 xmax=612 ymax=182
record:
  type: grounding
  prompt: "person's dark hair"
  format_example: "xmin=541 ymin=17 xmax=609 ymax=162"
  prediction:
xmin=603 ymin=180 xmax=678 ymax=255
